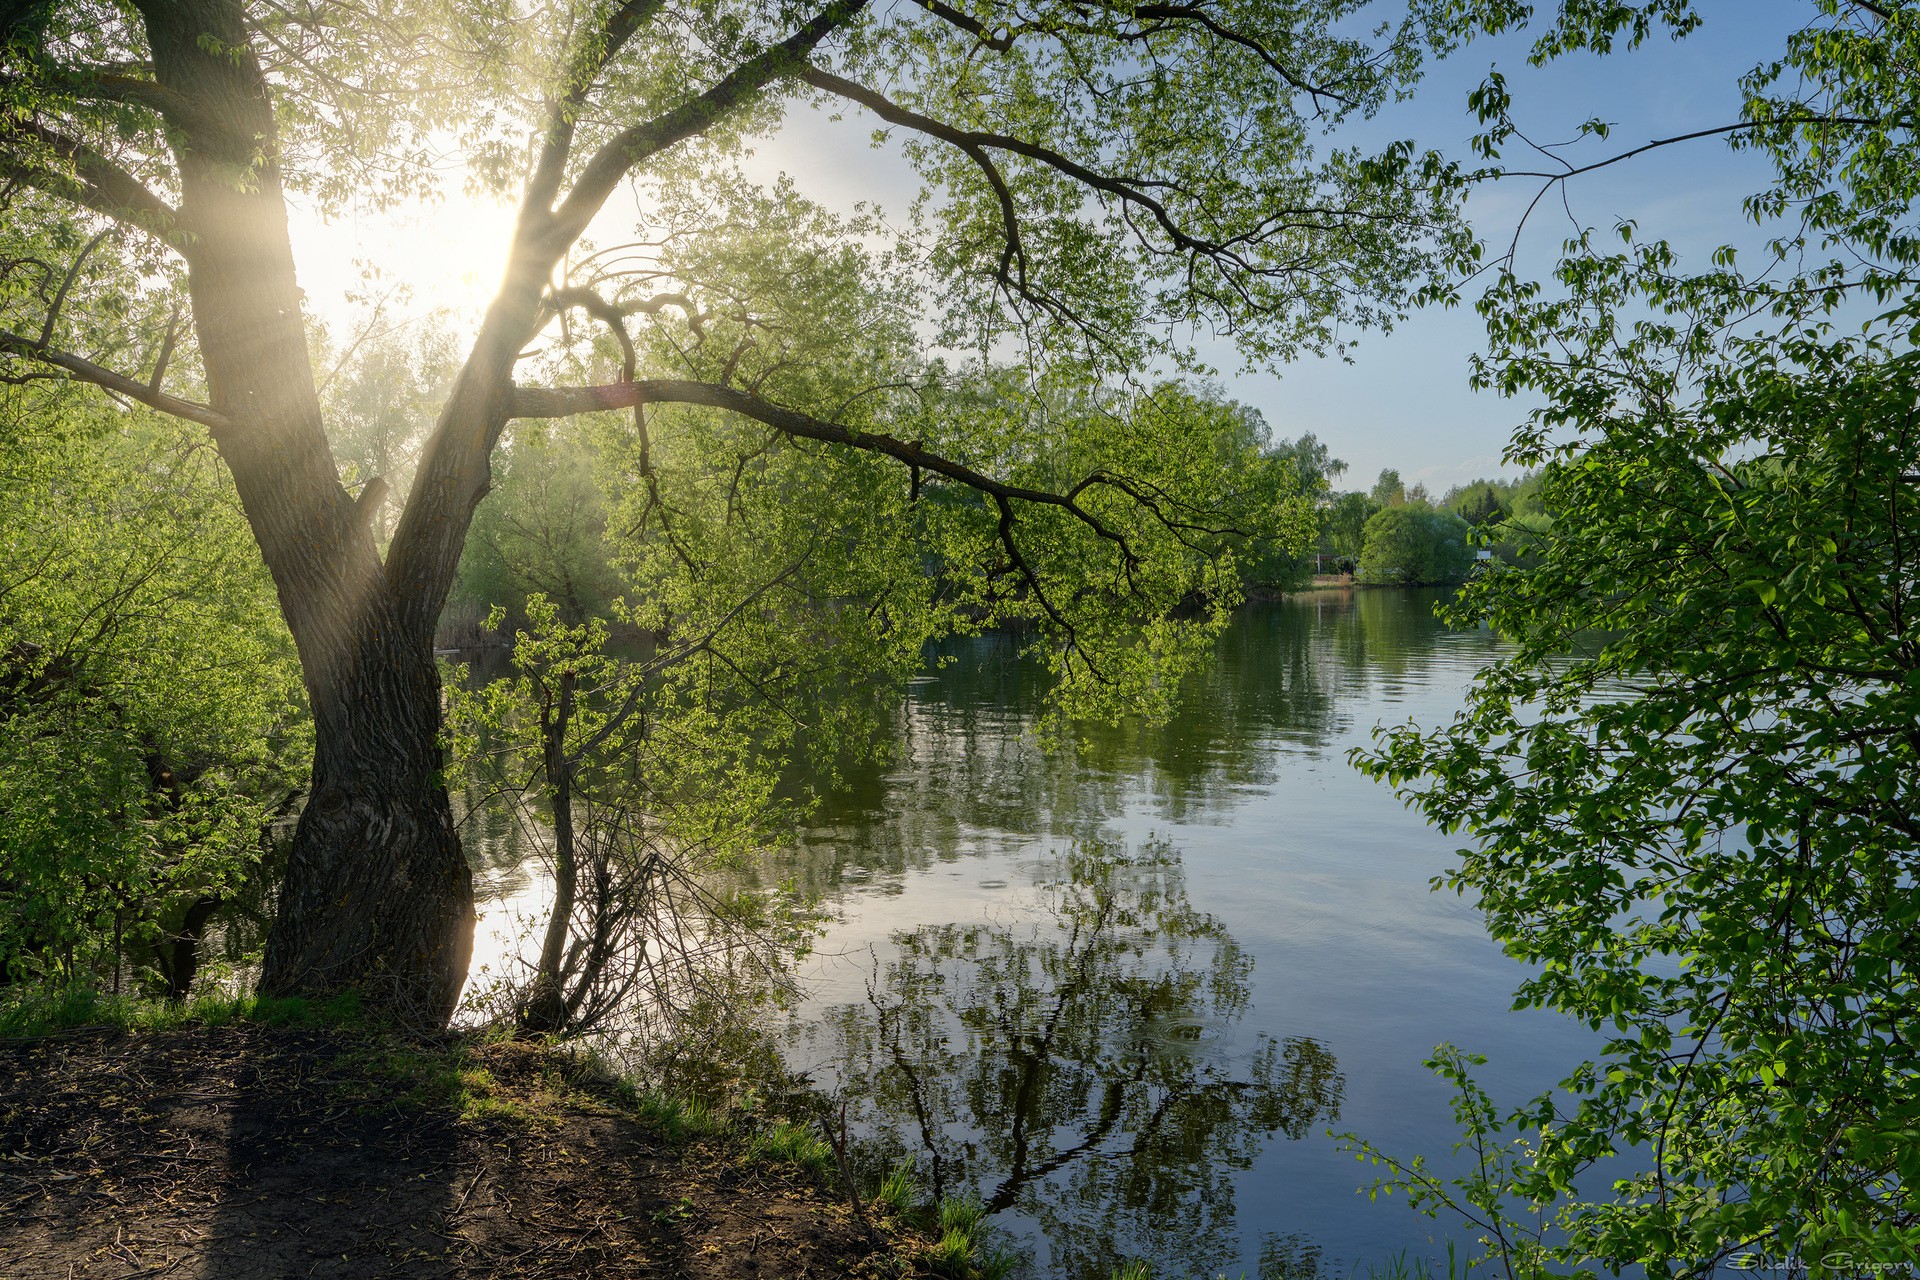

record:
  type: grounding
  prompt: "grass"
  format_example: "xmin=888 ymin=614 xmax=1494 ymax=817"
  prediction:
xmin=744 ymin=1117 xmax=835 ymax=1175
xmin=620 ymin=1085 xmax=726 ymax=1143
xmin=909 ymin=1194 xmax=1016 ymax=1280
xmin=1361 ymin=1245 xmax=1462 ymax=1280
xmin=873 ymin=1159 xmax=916 ymax=1213
xmin=0 ymin=985 xmax=365 ymax=1037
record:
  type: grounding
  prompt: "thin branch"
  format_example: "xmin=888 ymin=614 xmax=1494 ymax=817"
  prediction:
xmin=0 ymin=329 xmax=233 ymax=432
xmin=802 ymin=66 xmax=1302 ymax=279
xmin=1495 ymin=117 xmax=1881 ymax=184
xmin=147 ymin=298 xmax=183 ymax=393
xmin=0 ymin=117 xmax=188 ymax=247
xmin=543 ymin=0 xmax=865 ymax=254
xmin=39 ymin=228 xmax=113 ymax=347
xmin=1131 ymin=3 xmax=1354 ymax=107
xmin=909 ymin=0 xmax=1011 ymax=50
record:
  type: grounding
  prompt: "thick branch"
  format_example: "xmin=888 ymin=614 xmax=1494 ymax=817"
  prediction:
xmin=524 ymin=0 xmax=669 ymax=216
xmin=544 ymin=0 xmax=865 ymax=253
xmin=3 ymin=63 xmax=230 ymax=140
xmin=0 ymin=117 xmax=187 ymax=245
xmin=0 ymin=329 xmax=233 ymax=431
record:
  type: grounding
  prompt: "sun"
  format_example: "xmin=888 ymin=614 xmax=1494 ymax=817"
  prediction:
xmin=287 ymin=189 xmax=521 ymax=338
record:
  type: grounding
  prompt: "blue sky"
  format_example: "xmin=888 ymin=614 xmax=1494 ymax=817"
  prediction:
xmin=291 ymin=2 xmax=1818 ymax=496
xmin=1244 ymin=0 xmax=1814 ymax=494
xmin=738 ymin=1 xmax=1820 ymax=494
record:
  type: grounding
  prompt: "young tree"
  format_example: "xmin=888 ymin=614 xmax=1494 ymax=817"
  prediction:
xmin=1356 ymin=0 xmax=1920 ymax=1268
xmin=0 ymin=1 xmax=1468 ymax=1023
xmin=1371 ymin=467 xmax=1408 ymax=508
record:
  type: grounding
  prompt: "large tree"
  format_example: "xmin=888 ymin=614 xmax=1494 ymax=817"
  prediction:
xmin=0 ymin=0 xmax=1466 ymax=1023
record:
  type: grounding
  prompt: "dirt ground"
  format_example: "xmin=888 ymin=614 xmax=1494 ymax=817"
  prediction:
xmin=0 ymin=1023 xmax=921 ymax=1280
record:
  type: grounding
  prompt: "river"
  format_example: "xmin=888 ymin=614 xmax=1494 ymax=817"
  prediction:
xmin=470 ymin=587 xmax=1601 ymax=1279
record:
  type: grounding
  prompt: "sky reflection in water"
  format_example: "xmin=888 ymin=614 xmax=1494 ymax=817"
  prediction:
xmin=771 ymin=588 xmax=1603 ymax=1279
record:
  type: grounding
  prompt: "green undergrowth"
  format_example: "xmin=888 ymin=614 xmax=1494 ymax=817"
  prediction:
xmin=0 ymin=984 xmax=367 ymax=1037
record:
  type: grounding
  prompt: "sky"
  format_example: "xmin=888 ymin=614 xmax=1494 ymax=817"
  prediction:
xmin=286 ymin=1 xmax=1816 ymax=498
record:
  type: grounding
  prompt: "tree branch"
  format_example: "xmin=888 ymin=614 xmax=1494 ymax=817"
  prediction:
xmin=909 ymin=0 xmax=1011 ymax=51
xmin=0 ymin=329 xmax=233 ymax=432
xmin=1495 ymin=117 xmax=1882 ymax=184
xmin=507 ymin=377 xmax=1238 ymax=573
xmin=1129 ymin=3 xmax=1354 ymax=107
xmin=524 ymin=0 xmax=670 ymax=217
xmin=543 ymin=0 xmax=866 ymax=253
xmin=801 ymin=65 xmax=1328 ymax=289
xmin=3 ymin=64 xmax=230 ymax=140
xmin=0 ymin=116 xmax=188 ymax=247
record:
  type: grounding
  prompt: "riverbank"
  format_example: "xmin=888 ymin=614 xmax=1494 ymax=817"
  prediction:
xmin=0 ymin=1003 xmax=967 ymax=1279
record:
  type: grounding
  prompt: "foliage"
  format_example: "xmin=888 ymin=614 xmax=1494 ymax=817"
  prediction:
xmin=1356 ymin=504 xmax=1473 ymax=585
xmin=1354 ymin=1 xmax=1920 ymax=1271
xmin=0 ymin=388 xmax=305 ymax=995
xmin=454 ymin=418 xmax=624 ymax=628
xmin=1441 ymin=477 xmax=1514 ymax=527
xmin=1251 ymin=429 xmax=1350 ymax=586
xmin=1372 ymin=468 xmax=1408 ymax=509
xmin=1320 ymin=490 xmax=1379 ymax=566
xmin=450 ymin=595 xmax=822 ymax=1038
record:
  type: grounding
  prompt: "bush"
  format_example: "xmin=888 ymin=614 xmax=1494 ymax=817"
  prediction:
xmin=1355 ymin=505 xmax=1472 ymax=585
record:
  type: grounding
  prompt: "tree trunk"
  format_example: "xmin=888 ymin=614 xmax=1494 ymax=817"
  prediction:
xmin=518 ymin=670 xmax=578 ymax=1035
xmin=260 ymin=622 xmax=472 ymax=1023
xmin=138 ymin=0 xmax=476 ymax=1024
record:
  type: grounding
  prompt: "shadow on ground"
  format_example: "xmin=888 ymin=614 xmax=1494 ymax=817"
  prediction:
xmin=0 ymin=1024 xmax=897 ymax=1279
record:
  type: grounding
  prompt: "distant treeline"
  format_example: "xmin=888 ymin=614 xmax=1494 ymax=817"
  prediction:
xmin=1248 ymin=451 xmax=1549 ymax=589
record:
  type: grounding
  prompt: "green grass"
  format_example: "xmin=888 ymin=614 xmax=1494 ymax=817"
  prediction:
xmin=872 ymin=1159 xmax=916 ymax=1213
xmin=1359 ymin=1246 xmax=1459 ymax=1280
xmin=744 ymin=1118 xmax=834 ymax=1176
xmin=0 ymin=985 xmax=364 ymax=1037
xmin=620 ymin=1086 xmax=726 ymax=1143
xmin=916 ymin=1195 xmax=1016 ymax=1279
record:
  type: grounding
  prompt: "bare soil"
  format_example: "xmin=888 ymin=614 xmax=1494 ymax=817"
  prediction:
xmin=0 ymin=1023 xmax=922 ymax=1280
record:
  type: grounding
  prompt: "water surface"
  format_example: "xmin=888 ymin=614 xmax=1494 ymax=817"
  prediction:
xmin=767 ymin=588 xmax=1600 ymax=1278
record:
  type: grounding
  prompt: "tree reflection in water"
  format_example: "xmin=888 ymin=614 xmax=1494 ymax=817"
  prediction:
xmin=795 ymin=837 xmax=1343 ymax=1279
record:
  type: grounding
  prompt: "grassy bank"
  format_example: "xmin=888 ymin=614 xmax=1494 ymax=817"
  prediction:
xmin=0 ymin=989 xmax=1010 ymax=1279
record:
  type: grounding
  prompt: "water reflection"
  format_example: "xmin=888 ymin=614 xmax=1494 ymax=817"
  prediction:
xmin=790 ymin=837 xmax=1342 ymax=1279
xmin=797 ymin=590 xmax=1476 ymax=878
xmin=772 ymin=589 xmax=1571 ymax=1277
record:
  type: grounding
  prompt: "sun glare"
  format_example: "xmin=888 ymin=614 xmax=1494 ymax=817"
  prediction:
xmin=287 ymin=190 xmax=520 ymax=338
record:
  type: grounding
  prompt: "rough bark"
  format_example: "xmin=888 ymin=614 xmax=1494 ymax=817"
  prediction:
xmin=137 ymin=0 xmax=473 ymax=1024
